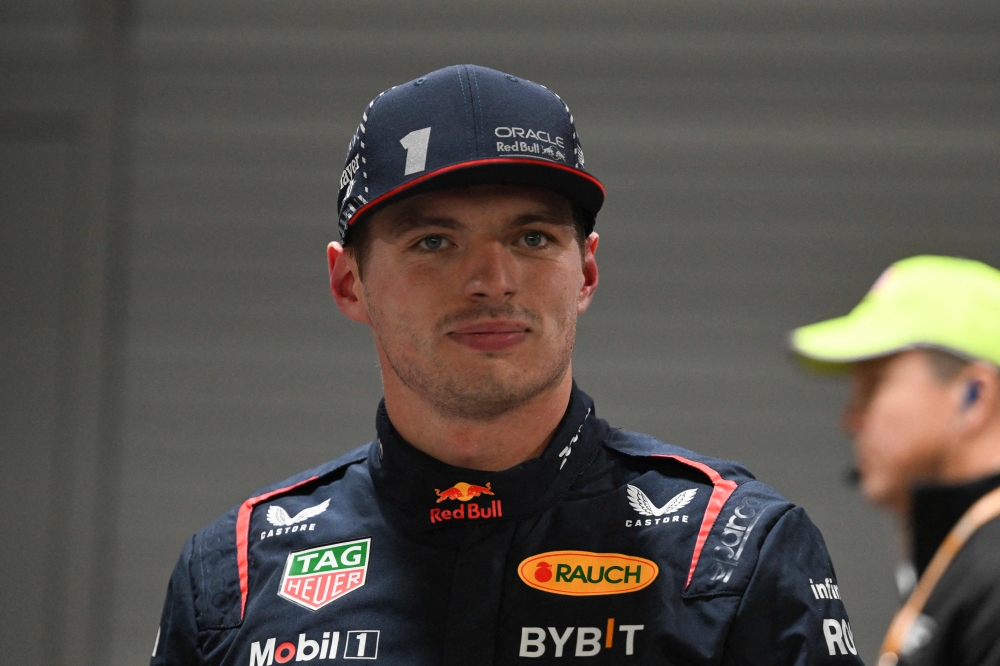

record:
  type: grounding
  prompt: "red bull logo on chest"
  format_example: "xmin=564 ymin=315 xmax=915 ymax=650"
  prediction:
xmin=430 ymin=482 xmax=502 ymax=524
xmin=277 ymin=538 xmax=370 ymax=611
xmin=435 ymin=481 xmax=494 ymax=502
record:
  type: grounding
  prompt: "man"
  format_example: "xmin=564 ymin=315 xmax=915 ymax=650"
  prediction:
xmin=153 ymin=64 xmax=861 ymax=665
xmin=790 ymin=255 xmax=1000 ymax=666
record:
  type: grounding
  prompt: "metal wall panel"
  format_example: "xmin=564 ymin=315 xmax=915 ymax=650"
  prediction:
xmin=1 ymin=0 xmax=131 ymax=662
xmin=0 ymin=138 xmax=75 ymax=666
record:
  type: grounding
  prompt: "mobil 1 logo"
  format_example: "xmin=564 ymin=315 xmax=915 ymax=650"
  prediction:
xmin=344 ymin=631 xmax=379 ymax=659
xmin=249 ymin=630 xmax=379 ymax=665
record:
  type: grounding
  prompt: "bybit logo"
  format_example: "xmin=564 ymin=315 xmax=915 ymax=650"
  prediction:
xmin=519 ymin=620 xmax=644 ymax=658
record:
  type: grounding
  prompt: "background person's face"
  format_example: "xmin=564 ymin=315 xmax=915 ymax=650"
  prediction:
xmin=843 ymin=350 xmax=957 ymax=514
xmin=354 ymin=184 xmax=597 ymax=420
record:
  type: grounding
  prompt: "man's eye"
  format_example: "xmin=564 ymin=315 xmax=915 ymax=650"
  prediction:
xmin=418 ymin=235 xmax=447 ymax=250
xmin=523 ymin=232 xmax=546 ymax=248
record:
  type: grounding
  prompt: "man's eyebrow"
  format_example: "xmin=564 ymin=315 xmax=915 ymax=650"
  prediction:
xmin=511 ymin=212 xmax=575 ymax=228
xmin=385 ymin=209 xmax=573 ymax=237
xmin=387 ymin=215 xmax=463 ymax=237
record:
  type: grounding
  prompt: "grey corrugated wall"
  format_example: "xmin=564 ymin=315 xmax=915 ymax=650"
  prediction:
xmin=3 ymin=2 xmax=998 ymax=665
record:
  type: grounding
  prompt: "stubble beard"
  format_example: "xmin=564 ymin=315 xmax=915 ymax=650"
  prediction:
xmin=372 ymin=302 xmax=576 ymax=421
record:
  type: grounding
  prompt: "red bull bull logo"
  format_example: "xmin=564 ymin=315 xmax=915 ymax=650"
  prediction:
xmin=434 ymin=481 xmax=494 ymax=502
xmin=430 ymin=482 xmax=501 ymax=524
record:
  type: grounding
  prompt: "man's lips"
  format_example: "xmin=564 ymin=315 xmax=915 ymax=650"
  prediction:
xmin=447 ymin=320 xmax=530 ymax=352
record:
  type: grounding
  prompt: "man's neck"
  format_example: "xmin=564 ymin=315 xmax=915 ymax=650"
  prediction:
xmin=381 ymin=371 xmax=574 ymax=472
xmin=940 ymin=419 xmax=1000 ymax=484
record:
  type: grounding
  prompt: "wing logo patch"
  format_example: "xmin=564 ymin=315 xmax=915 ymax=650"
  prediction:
xmin=260 ymin=499 xmax=330 ymax=541
xmin=625 ymin=486 xmax=697 ymax=527
xmin=267 ymin=499 xmax=330 ymax=526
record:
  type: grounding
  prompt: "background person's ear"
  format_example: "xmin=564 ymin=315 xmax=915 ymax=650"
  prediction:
xmin=953 ymin=363 xmax=1000 ymax=438
xmin=963 ymin=380 xmax=982 ymax=410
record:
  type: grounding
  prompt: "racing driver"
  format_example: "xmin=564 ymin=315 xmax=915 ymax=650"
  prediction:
xmin=152 ymin=64 xmax=863 ymax=666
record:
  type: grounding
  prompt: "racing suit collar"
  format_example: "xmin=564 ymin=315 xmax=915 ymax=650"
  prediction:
xmin=368 ymin=382 xmax=602 ymax=531
xmin=911 ymin=470 xmax=1000 ymax=576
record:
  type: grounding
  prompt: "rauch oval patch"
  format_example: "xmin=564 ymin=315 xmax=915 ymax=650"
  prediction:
xmin=518 ymin=550 xmax=659 ymax=596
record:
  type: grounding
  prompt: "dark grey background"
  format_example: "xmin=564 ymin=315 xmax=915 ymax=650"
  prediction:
xmin=2 ymin=1 xmax=998 ymax=664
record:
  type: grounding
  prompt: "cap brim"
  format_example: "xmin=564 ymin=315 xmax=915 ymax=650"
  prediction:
xmin=345 ymin=157 xmax=605 ymax=237
xmin=789 ymin=310 xmax=920 ymax=372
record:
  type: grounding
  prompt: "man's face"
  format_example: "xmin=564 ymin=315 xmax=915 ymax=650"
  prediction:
xmin=348 ymin=184 xmax=597 ymax=421
xmin=843 ymin=350 xmax=956 ymax=514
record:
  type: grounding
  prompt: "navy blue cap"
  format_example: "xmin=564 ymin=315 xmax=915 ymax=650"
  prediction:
xmin=336 ymin=64 xmax=605 ymax=241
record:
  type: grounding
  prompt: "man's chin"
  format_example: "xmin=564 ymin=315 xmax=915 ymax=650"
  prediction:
xmin=860 ymin=477 xmax=907 ymax=515
xmin=381 ymin=336 xmax=574 ymax=420
xmin=438 ymin=338 xmax=541 ymax=367
xmin=421 ymin=365 xmax=570 ymax=421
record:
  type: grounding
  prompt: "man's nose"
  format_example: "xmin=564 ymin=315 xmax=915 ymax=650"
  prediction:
xmin=464 ymin=241 xmax=516 ymax=301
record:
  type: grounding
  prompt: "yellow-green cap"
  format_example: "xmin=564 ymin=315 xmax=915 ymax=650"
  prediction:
xmin=790 ymin=255 xmax=1000 ymax=370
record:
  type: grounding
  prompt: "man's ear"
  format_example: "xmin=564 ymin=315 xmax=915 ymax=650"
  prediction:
xmin=577 ymin=232 xmax=600 ymax=314
xmin=954 ymin=362 xmax=1000 ymax=438
xmin=327 ymin=242 xmax=372 ymax=325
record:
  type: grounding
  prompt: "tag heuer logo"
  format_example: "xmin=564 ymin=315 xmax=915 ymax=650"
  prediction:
xmin=278 ymin=538 xmax=370 ymax=611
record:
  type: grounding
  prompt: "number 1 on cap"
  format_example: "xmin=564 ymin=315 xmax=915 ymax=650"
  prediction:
xmin=400 ymin=127 xmax=432 ymax=175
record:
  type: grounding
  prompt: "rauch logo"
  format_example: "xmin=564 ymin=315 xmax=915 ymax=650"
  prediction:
xmin=278 ymin=538 xmax=370 ymax=611
xmin=518 ymin=551 xmax=658 ymax=596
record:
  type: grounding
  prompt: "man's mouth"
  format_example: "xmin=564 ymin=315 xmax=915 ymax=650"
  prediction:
xmin=447 ymin=320 xmax=531 ymax=352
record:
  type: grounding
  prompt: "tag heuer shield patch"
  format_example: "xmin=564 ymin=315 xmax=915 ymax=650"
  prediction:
xmin=278 ymin=537 xmax=370 ymax=610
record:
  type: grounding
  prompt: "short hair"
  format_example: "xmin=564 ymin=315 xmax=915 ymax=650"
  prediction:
xmin=343 ymin=198 xmax=592 ymax=280
xmin=922 ymin=347 xmax=972 ymax=382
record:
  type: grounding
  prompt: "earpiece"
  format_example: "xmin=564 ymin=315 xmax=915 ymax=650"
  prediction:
xmin=963 ymin=381 xmax=982 ymax=409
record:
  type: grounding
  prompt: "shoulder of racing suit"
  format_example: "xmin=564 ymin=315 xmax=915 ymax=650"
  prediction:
xmin=184 ymin=444 xmax=371 ymax=631
xmin=602 ymin=428 xmax=797 ymax=600
xmin=179 ymin=428 xmax=800 ymax=629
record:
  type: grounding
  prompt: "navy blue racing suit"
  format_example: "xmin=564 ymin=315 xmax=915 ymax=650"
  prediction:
xmin=152 ymin=386 xmax=864 ymax=665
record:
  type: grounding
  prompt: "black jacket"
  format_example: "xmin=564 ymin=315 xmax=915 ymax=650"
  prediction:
xmin=152 ymin=387 xmax=862 ymax=665
xmin=899 ymin=472 xmax=1000 ymax=666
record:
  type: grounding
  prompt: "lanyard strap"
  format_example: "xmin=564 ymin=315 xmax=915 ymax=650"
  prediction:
xmin=878 ymin=484 xmax=1000 ymax=666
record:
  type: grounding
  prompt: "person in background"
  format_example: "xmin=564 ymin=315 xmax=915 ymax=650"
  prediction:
xmin=790 ymin=255 xmax=1000 ymax=666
